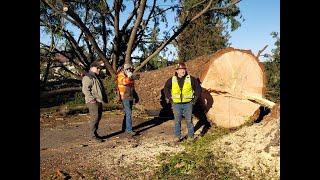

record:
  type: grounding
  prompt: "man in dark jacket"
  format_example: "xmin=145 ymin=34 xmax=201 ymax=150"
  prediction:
xmin=164 ymin=62 xmax=201 ymax=142
xmin=82 ymin=60 xmax=108 ymax=142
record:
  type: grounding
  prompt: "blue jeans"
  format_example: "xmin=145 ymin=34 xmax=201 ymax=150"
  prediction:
xmin=172 ymin=102 xmax=194 ymax=138
xmin=122 ymin=99 xmax=133 ymax=132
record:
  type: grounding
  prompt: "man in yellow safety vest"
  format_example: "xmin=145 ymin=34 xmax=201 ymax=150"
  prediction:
xmin=163 ymin=62 xmax=201 ymax=142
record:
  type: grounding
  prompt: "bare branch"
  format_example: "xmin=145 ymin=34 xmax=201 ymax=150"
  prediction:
xmin=76 ymin=4 xmax=90 ymax=44
xmin=149 ymin=5 xmax=179 ymax=19
xmin=41 ymin=0 xmax=78 ymax=25
xmin=111 ymin=0 xmax=122 ymax=71
xmin=40 ymin=87 xmax=82 ymax=98
xmin=132 ymin=0 xmax=156 ymax=52
xmin=101 ymin=0 xmax=115 ymax=24
xmin=210 ymin=0 xmax=242 ymax=11
xmin=63 ymin=30 xmax=90 ymax=66
xmin=41 ymin=0 xmax=116 ymax=77
xmin=144 ymin=0 xmax=157 ymax=26
xmin=53 ymin=63 xmax=83 ymax=80
xmin=124 ymin=0 xmax=147 ymax=64
xmin=191 ymin=0 xmax=213 ymax=21
xmin=133 ymin=0 xmax=242 ymax=72
xmin=121 ymin=0 xmax=139 ymax=32
xmin=189 ymin=0 xmax=206 ymax=9
xmin=134 ymin=20 xmax=190 ymax=73
xmin=256 ymin=45 xmax=268 ymax=58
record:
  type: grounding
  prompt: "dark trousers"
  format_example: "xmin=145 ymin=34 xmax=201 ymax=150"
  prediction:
xmin=87 ymin=102 xmax=103 ymax=138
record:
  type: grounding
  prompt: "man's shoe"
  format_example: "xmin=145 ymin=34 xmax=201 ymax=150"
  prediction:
xmin=174 ymin=136 xmax=182 ymax=142
xmin=91 ymin=136 xmax=105 ymax=143
xmin=186 ymin=136 xmax=195 ymax=142
xmin=126 ymin=131 xmax=137 ymax=136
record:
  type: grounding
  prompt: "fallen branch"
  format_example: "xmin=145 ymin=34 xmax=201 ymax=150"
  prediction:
xmin=205 ymin=88 xmax=276 ymax=108
xmin=256 ymin=45 xmax=268 ymax=58
xmin=40 ymin=87 xmax=81 ymax=98
xmin=245 ymin=94 xmax=275 ymax=108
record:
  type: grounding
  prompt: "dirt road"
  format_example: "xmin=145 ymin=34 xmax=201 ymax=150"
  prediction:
xmin=40 ymin=109 xmax=194 ymax=179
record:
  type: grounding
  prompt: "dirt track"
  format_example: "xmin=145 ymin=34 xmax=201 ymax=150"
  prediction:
xmin=40 ymin=109 xmax=201 ymax=179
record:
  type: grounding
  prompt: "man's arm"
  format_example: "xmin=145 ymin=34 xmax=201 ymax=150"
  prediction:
xmin=192 ymin=77 xmax=202 ymax=103
xmin=163 ymin=77 xmax=172 ymax=103
xmin=133 ymin=88 xmax=139 ymax=103
xmin=82 ymin=76 xmax=95 ymax=103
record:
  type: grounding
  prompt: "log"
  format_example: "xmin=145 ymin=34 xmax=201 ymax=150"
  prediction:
xmin=40 ymin=87 xmax=81 ymax=98
xmin=199 ymin=48 xmax=273 ymax=128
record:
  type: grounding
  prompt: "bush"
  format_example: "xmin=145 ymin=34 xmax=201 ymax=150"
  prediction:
xmin=104 ymin=76 xmax=118 ymax=102
xmin=265 ymin=61 xmax=280 ymax=102
xmin=66 ymin=91 xmax=85 ymax=106
xmin=264 ymin=32 xmax=280 ymax=103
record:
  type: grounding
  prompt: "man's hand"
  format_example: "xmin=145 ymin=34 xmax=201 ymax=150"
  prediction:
xmin=131 ymin=74 xmax=140 ymax=80
xmin=135 ymin=97 xmax=139 ymax=104
xmin=191 ymin=97 xmax=198 ymax=105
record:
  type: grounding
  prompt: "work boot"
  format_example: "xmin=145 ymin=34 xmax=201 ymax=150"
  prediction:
xmin=174 ymin=136 xmax=182 ymax=143
xmin=126 ymin=131 xmax=137 ymax=137
xmin=91 ymin=136 xmax=105 ymax=143
xmin=186 ymin=136 xmax=195 ymax=142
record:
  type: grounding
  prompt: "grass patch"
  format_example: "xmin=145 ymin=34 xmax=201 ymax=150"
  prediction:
xmin=154 ymin=151 xmax=240 ymax=180
xmin=153 ymin=127 xmax=242 ymax=179
xmin=153 ymin=123 xmax=278 ymax=179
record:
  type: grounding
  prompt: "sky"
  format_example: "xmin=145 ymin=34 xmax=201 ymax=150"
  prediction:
xmin=40 ymin=0 xmax=280 ymax=61
xmin=228 ymin=0 xmax=280 ymax=60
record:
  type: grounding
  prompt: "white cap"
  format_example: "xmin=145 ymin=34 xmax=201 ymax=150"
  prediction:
xmin=124 ymin=63 xmax=133 ymax=70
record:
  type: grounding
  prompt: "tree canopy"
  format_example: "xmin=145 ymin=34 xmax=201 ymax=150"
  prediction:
xmin=40 ymin=0 xmax=242 ymax=83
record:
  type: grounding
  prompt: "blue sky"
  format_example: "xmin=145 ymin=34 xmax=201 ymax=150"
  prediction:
xmin=41 ymin=0 xmax=280 ymax=61
xmin=229 ymin=0 xmax=280 ymax=59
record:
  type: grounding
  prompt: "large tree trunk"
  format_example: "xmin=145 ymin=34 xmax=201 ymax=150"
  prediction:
xmin=199 ymin=48 xmax=272 ymax=128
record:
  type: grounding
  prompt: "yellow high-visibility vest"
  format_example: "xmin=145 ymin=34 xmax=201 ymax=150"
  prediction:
xmin=171 ymin=75 xmax=194 ymax=103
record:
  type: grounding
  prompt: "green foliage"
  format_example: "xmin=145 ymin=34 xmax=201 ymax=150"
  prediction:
xmin=152 ymin=125 xmax=274 ymax=179
xmin=41 ymin=92 xmax=77 ymax=108
xmin=153 ymin=127 xmax=240 ymax=179
xmin=143 ymin=55 xmax=170 ymax=71
xmin=230 ymin=17 xmax=241 ymax=31
xmin=104 ymin=76 xmax=117 ymax=102
xmin=177 ymin=0 xmax=243 ymax=61
xmin=66 ymin=91 xmax=85 ymax=106
xmin=41 ymin=75 xmax=118 ymax=108
xmin=264 ymin=32 xmax=280 ymax=102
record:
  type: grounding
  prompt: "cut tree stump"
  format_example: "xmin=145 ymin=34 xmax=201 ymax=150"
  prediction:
xmin=199 ymin=48 xmax=274 ymax=128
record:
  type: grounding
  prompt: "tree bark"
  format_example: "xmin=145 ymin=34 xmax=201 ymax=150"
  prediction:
xmin=124 ymin=0 xmax=147 ymax=64
xmin=112 ymin=0 xmax=122 ymax=71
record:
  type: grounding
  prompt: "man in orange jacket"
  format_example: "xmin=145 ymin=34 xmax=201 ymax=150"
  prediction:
xmin=116 ymin=63 xmax=139 ymax=136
